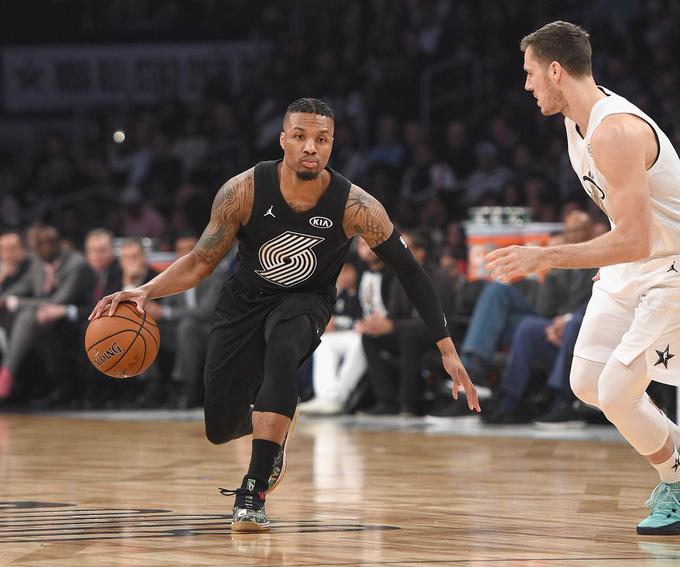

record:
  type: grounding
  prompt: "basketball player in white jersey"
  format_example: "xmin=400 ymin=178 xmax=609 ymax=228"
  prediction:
xmin=486 ymin=21 xmax=680 ymax=535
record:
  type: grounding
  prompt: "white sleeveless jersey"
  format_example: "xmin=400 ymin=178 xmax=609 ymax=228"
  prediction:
xmin=565 ymin=87 xmax=680 ymax=258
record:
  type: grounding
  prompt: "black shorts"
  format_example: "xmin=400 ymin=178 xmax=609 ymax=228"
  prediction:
xmin=203 ymin=273 xmax=333 ymax=406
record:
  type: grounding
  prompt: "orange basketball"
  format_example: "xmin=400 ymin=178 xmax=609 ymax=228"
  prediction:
xmin=85 ymin=301 xmax=160 ymax=378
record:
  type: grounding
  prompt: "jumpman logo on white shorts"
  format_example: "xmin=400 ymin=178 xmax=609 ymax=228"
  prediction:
xmin=264 ymin=205 xmax=276 ymax=218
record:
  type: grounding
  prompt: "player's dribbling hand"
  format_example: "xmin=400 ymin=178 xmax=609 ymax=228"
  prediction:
xmin=441 ymin=351 xmax=481 ymax=412
xmin=88 ymin=287 xmax=148 ymax=320
xmin=485 ymin=245 xmax=548 ymax=282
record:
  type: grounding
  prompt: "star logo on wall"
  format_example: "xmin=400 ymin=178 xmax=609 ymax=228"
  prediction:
xmin=15 ymin=61 xmax=44 ymax=93
xmin=655 ymin=345 xmax=675 ymax=369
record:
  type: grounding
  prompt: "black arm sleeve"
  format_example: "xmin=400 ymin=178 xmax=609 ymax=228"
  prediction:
xmin=372 ymin=229 xmax=450 ymax=342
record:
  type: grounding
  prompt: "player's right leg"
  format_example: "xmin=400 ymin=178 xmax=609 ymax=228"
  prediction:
xmin=571 ymin=352 xmax=680 ymax=534
xmin=597 ymin=354 xmax=680 ymax=535
xmin=570 ymin=282 xmax=680 ymax=534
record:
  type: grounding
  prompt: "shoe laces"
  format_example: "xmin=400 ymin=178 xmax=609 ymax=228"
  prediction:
xmin=219 ymin=486 xmax=266 ymax=511
xmin=644 ymin=483 xmax=680 ymax=517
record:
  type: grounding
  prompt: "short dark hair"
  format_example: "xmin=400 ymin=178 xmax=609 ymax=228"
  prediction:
xmin=520 ymin=21 xmax=592 ymax=77
xmin=285 ymin=98 xmax=335 ymax=121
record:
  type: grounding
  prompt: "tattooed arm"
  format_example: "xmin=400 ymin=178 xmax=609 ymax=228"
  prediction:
xmin=343 ymin=185 xmax=393 ymax=245
xmin=89 ymin=169 xmax=254 ymax=319
xmin=344 ymin=184 xmax=480 ymax=412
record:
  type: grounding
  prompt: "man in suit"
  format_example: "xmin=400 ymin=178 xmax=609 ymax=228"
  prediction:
xmin=0 ymin=229 xmax=32 ymax=367
xmin=0 ymin=225 xmax=88 ymax=401
xmin=142 ymin=234 xmax=224 ymax=408
xmin=360 ymin=231 xmax=455 ymax=415
xmin=34 ymin=228 xmax=123 ymax=405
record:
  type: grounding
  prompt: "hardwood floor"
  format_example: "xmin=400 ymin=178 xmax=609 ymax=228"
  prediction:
xmin=1 ymin=413 xmax=679 ymax=566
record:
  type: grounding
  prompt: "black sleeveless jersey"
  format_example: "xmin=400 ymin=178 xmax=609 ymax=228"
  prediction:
xmin=234 ymin=160 xmax=352 ymax=296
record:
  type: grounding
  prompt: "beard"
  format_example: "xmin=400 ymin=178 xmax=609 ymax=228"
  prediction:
xmin=540 ymin=82 xmax=567 ymax=116
xmin=295 ymin=167 xmax=321 ymax=181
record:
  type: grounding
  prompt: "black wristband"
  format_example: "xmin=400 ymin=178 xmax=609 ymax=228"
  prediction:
xmin=372 ymin=230 xmax=450 ymax=342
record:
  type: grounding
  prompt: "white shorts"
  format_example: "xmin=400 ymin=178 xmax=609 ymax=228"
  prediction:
xmin=574 ymin=255 xmax=680 ymax=385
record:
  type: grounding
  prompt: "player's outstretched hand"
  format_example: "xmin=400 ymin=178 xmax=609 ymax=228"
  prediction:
xmin=485 ymin=245 xmax=548 ymax=282
xmin=442 ymin=351 xmax=481 ymax=412
xmin=88 ymin=288 xmax=148 ymax=320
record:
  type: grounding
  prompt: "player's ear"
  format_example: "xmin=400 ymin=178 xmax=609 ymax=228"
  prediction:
xmin=550 ymin=61 xmax=561 ymax=82
xmin=279 ymin=131 xmax=285 ymax=151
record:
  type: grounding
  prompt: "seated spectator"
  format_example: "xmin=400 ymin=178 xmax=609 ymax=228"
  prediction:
xmin=0 ymin=229 xmax=31 ymax=294
xmin=0 ymin=229 xmax=32 ymax=365
xmin=111 ymin=238 xmax=160 ymax=406
xmin=33 ymin=228 xmax=122 ymax=406
xmin=298 ymin=260 xmax=363 ymax=416
xmin=119 ymin=238 xmax=159 ymax=290
xmin=459 ymin=211 xmax=597 ymax=395
xmin=0 ymin=225 xmax=87 ymax=402
xmin=533 ymin=306 xmax=589 ymax=428
xmin=360 ymin=231 xmax=454 ymax=416
xmin=142 ymin=234 xmax=224 ymax=408
xmin=484 ymin=300 xmax=590 ymax=424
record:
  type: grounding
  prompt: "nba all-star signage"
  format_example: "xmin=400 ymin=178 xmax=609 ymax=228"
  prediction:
xmin=1 ymin=42 xmax=270 ymax=111
xmin=0 ymin=502 xmax=398 ymax=541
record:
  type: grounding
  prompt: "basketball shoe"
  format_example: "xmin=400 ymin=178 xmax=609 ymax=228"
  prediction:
xmin=268 ymin=407 xmax=299 ymax=493
xmin=637 ymin=482 xmax=680 ymax=535
xmin=221 ymin=476 xmax=270 ymax=532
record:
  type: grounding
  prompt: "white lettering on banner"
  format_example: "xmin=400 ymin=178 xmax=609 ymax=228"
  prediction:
xmin=1 ymin=43 xmax=270 ymax=111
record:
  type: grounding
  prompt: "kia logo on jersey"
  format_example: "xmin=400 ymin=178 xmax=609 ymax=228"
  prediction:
xmin=309 ymin=216 xmax=333 ymax=229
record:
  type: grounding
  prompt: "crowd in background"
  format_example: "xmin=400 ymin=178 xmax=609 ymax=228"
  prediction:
xmin=0 ymin=0 xmax=679 ymax=422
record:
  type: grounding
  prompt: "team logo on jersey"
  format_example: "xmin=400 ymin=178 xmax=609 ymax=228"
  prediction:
xmin=582 ymin=171 xmax=608 ymax=217
xmin=309 ymin=216 xmax=333 ymax=229
xmin=256 ymin=231 xmax=325 ymax=287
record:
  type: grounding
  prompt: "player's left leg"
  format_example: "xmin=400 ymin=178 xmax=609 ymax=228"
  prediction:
xmin=230 ymin=314 xmax=318 ymax=532
xmin=595 ymin=353 xmax=680 ymax=534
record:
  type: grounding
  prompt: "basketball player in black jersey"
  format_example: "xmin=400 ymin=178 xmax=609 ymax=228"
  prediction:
xmin=90 ymin=98 xmax=479 ymax=532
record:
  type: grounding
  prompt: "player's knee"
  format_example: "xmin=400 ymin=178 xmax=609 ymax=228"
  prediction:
xmin=204 ymin=406 xmax=249 ymax=445
xmin=570 ymin=372 xmax=592 ymax=404
xmin=569 ymin=358 xmax=600 ymax=407
xmin=205 ymin=426 xmax=231 ymax=445
xmin=597 ymin=387 xmax=627 ymax=422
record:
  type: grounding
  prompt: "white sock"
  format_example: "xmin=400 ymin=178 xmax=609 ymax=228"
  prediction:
xmin=653 ymin=449 xmax=680 ymax=484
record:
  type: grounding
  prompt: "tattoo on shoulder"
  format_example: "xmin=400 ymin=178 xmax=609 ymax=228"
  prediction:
xmin=195 ymin=168 xmax=254 ymax=270
xmin=343 ymin=185 xmax=393 ymax=247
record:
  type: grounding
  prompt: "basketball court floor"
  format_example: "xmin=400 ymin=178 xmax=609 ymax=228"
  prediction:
xmin=2 ymin=411 xmax=680 ymax=566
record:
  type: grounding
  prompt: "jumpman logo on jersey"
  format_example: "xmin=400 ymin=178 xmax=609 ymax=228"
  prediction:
xmin=668 ymin=261 xmax=678 ymax=273
xmin=654 ymin=344 xmax=675 ymax=369
xmin=673 ymin=457 xmax=680 ymax=472
xmin=264 ymin=205 xmax=276 ymax=218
